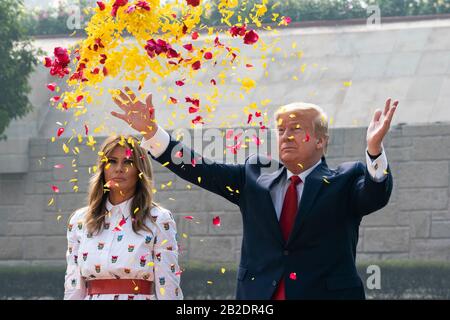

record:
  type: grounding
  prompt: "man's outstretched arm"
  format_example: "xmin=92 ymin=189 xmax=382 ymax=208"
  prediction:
xmin=111 ymin=87 xmax=245 ymax=205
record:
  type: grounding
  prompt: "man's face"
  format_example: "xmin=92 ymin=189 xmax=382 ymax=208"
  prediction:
xmin=104 ymin=146 xmax=139 ymax=193
xmin=276 ymin=112 xmax=319 ymax=168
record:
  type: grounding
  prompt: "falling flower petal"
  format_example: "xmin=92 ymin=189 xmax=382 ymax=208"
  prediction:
xmin=175 ymin=80 xmax=185 ymax=87
xmin=213 ymin=216 xmax=221 ymax=227
xmin=111 ymin=0 xmax=128 ymax=18
xmin=183 ymin=44 xmax=193 ymax=51
xmin=125 ymin=148 xmax=132 ymax=159
xmin=230 ymin=25 xmax=247 ymax=37
xmin=192 ymin=116 xmax=204 ymax=124
xmin=280 ymin=16 xmax=292 ymax=26
xmin=184 ymin=216 xmax=194 ymax=220
xmin=97 ymin=1 xmax=105 ymax=10
xmin=343 ymin=81 xmax=352 ymax=87
xmin=57 ymin=127 xmax=64 ymax=137
xmin=252 ymin=135 xmax=261 ymax=146
xmin=51 ymin=185 xmax=60 ymax=193
xmin=290 ymin=272 xmax=297 ymax=280
xmin=192 ymin=31 xmax=199 ymax=40
xmin=186 ymin=0 xmax=200 ymax=7
xmin=192 ymin=61 xmax=201 ymax=70
xmin=54 ymin=164 xmax=64 ymax=169
xmin=51 ymin=96 xmax=61 ymax=103
xmin=303 ymin=132 xmax=310 ymax=143
xmin=84 ymin=124 xmax=89 ymax=135
xmin=210 ymin=79 xmax=216 ymax=85
xmin=243 ymin=30 xmax=259 ymax=45
xmin=47 ymin=83 xmax=57 ymax=91
xmin=204 ymin=52 xmax=213 ymax=60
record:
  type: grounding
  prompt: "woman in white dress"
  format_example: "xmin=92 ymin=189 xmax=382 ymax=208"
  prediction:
xmin=64 ymin=135 xmax=183 ymax=300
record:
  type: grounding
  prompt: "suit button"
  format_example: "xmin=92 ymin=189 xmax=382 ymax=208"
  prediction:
xmin=283 ymin=250 xmax=289 ymax=256
xmin=272 ymin=280 xmax=277 ymax=286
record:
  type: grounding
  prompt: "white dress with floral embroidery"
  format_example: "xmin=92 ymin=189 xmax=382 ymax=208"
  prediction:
xmin=64 ymin=198 xmax=183 ymax=300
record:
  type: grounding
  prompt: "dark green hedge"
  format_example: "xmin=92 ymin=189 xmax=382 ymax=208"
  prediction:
xmin=23 ymin=0 xmax=450 ymax=37
xmin=1 ymin=261 xmax=449 ymax=299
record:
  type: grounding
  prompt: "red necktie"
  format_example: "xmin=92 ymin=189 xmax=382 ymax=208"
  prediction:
xmin=272 ymin=175 xmax=302 ymax=300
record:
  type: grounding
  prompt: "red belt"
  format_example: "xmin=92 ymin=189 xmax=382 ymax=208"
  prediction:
xmin=86 ymin=279 xmax=154 ymax=295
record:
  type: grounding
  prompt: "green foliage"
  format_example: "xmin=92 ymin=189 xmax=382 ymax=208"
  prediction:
xmin=0 ymin=0 xmax=40 ymax=139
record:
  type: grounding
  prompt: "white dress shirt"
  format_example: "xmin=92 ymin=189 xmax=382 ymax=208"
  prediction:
xmin=141 ymin=126 xmax=389 ymax=221
xmin=64 ymin=197 xmax=183 ymax=300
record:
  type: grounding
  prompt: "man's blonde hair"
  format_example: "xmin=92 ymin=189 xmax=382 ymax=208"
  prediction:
xmin=274 ymin=102 xmax=330 ymax=155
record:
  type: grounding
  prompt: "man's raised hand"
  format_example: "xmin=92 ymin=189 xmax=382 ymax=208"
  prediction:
xmin=111 ymin=86 xmax=158 ymax=140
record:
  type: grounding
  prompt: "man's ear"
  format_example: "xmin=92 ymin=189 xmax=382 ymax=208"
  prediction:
xmin=316 ymin=137 xmax=324 ymax=149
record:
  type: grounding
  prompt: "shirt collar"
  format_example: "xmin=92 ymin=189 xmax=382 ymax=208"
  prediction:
xmin=286 ymin=158 xmax=322 ymax=183
xmin=105 ymin=196 xmax=134 ymax=219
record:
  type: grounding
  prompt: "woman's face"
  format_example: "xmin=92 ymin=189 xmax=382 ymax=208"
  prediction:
xmin=103 ymin=145 xmax=139 ymax=194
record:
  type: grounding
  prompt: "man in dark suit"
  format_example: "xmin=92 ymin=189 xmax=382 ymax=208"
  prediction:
xmin=111 ymin=87 xmax=398 ymax=300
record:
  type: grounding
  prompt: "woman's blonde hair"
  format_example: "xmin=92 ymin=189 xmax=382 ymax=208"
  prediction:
xmin=84 ymin=135 xmax=157 ymax=235
xmin=274 ymin=102 xmax=330 ymax=155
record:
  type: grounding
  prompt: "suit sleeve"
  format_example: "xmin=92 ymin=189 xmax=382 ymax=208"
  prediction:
xmin=350 ymin=160 xmax=393 ymax=217
xmin=141 ymin=131 xmax=245 ymax=206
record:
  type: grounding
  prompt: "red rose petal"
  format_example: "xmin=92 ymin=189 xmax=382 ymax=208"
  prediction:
xmin=170 ymin=97 xmax=178 ymax=104
xmin=243 ymin=30 xmax=259 ymax=45
xmin=47 ymin=83 xmax=57 ymax=91
xmin=51 ymin=185 xmax=60 ymax=193
xmin=175 ymin=80 xmax=185 ymax=86
xmin=84 ymin=124 xmax=89 ymax=135
xmin=210 ymin=79 xmax=216 ymax=85
xmin=252 ymin=135 xmax=261 ymax=146
xmin=289 ymin=272 xmax=297 ymax=280
xmin=189 ymin=106 xmax=199 ymax=113
xmin=125 ymin=148 xmax=132 ymax=159
xmin=192 ymin=116 xmax=204 ymax=125
xmin=97 ymin=1 xmax=105 ymax=10
xmin=186 ymin=0 xmax=200 ymax=7
xmin=57 ymin=127 xmax=65 ymax=137
xmin=303 ymin=132 xmax=310 ymax=143
xmin=76 ymin=95 xmax=84 ymax=103
xmin=183 ymin=44 xmax=193 ymax=52
xmin=51 ymin=96 xmax=60 ymax=103
xmin=192 ymin=31 xmax=199 ymax=40
xmin=184 ymin=216 xmax=194 ymax=220
xmin=44 ymin=57 xmax=52 ymax=68
xmin=213 ymin=216 xmax=221 ymax=227
xmin=247 ymin=114 xmax=253 ymax=124
xmin=204 ymin=52 xmax=213 ymax=60
xmin=192 ymin=61 xmax=201 ymax=70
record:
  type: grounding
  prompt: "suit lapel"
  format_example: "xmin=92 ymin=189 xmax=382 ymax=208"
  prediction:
xmin=287 ymin=158 xmax=330 ymax=245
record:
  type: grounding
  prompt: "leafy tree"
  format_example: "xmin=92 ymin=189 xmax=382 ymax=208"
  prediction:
xmin=0 ymin=0 xmax=41 ymax=139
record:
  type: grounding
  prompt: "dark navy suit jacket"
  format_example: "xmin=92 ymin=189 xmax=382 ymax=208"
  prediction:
xmin=149 ymin=136 xmax=393 ymax=300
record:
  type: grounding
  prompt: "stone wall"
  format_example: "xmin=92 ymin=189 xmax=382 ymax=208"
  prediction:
xmin=1 ymin=122 xmax=449 ymax=266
